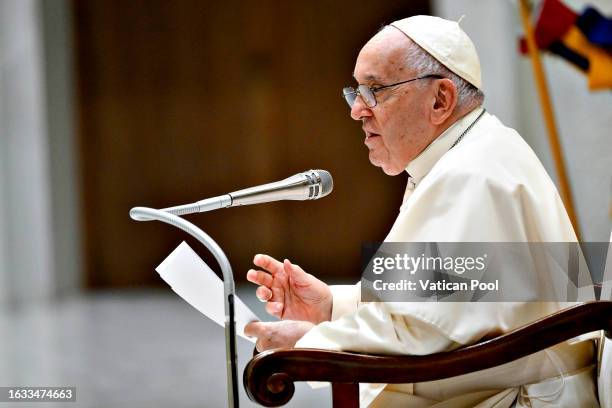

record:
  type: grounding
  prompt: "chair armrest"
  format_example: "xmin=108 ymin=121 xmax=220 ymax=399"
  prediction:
xmin=244 ymin=301 xmax=612 ymax=406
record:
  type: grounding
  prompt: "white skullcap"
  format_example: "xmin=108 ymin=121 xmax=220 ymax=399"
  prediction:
xmin=389 ymin=15 xmax=482 ymax=89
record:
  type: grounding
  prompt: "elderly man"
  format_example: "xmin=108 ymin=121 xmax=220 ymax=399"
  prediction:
xmin=244 ymin=15 xmax=597 ymax=407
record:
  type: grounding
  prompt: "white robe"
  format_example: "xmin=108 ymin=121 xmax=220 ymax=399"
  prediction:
xmin=295 ymin=107 xmax=599 ymax=407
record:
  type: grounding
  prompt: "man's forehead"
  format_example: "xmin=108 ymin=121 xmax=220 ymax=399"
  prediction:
xmin=353 ymin=28 xmax=412 ymax=82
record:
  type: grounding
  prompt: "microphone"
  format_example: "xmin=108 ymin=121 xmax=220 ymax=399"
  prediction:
xmin=134 ymin=169 xmax=333 ymax=219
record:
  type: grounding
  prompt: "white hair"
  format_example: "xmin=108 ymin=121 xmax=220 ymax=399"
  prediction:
xmin=402 ymin=36 xmax=485 ymax=109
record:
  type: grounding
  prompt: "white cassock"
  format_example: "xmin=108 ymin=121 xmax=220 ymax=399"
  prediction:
xmin=295 ymin=107 xmax=600 ymax=407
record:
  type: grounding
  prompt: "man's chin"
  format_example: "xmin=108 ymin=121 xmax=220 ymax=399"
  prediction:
xmin=381 ymin=167 xmax=404 ymax=176
xmin=370 ymin=160 xmax=403 ymax=176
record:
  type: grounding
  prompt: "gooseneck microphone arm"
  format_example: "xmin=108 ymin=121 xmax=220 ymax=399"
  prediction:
xmin=128 ymin=207 xmax=240 ymax=408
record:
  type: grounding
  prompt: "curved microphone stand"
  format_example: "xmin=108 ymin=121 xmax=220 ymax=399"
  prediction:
xmin=129 ymin=207 xmax=239 ymax=408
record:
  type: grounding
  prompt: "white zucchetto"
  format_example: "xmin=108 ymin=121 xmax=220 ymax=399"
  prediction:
xmin=390 ymin=15 xmax=482 ymax=89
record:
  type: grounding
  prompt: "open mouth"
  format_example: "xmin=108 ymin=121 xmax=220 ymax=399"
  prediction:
xmin=364 ymin=132 xmax=381 ymax=149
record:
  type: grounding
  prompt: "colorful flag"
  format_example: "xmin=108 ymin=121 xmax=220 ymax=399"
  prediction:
xmin=519 ymin=0 xmax=612 ymax=90
xmin=576 ymin=7 xmax=612 ymax=48
xmin=533 ymin=0 xmax=577 ymax=48
xmin=562 ymin=26 xmax=612 ymax=90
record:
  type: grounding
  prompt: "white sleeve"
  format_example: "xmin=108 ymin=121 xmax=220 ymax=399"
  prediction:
xmin=296 ymin=301 xmax=459 ymax=355
xmin=329 ymin=283 xmax=360 ymax=321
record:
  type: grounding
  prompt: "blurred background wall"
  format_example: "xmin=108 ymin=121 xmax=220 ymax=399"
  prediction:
xmin=70 ymin=0 xmax=428 ymax=290
xmin=0 ymin=0 xmax=80 ymax=306
xmin=0 ymin=0 xmax=610 ymax=306
xmin=1 ymin=0 xmax=429 ymax=306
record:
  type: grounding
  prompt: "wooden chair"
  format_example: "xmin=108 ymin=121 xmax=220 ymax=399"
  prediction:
xmin=244 ymin=301 xmax=612 ymax=407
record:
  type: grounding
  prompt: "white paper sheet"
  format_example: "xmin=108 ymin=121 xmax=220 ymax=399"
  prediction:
xmin=156 ymin=241 xmax=259 ymax=343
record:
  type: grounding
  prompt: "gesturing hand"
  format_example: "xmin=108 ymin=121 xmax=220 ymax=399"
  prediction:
xmin=246 ymin=254 xmax=332 ymax=324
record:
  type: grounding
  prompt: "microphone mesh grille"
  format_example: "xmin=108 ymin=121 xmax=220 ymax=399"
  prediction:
xmin=315 ymin=170 xmax=333 ymax=197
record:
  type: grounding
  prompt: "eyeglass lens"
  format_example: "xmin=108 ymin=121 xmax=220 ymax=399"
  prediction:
xmin=342 ymin=86 xmax=376 ymax=108
xmin=357 ymin=85 xmax=376 ymax=107
xmin=342 ymin=88 xmax=357 ymax=107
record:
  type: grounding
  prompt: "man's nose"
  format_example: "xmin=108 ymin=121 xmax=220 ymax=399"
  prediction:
xmin=350 ymin=96 xmax=373 ymax=121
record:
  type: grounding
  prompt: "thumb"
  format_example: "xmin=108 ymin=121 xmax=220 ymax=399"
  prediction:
xmin=283 ymin=259 xmax=309 ymax=284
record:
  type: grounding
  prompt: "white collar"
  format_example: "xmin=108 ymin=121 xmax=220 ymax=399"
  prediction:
xmin=405 ymin=106 xmax=485 ymax=185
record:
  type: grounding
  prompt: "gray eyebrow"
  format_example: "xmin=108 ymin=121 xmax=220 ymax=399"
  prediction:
xmin=352 ymin=73 xmax=382 ymax=82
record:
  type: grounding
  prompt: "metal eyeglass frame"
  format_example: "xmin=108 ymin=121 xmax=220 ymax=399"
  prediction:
xmin=343 ymin=74 xmax=445 ymax=108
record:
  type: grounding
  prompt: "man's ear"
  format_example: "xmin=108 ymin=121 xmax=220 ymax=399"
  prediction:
xmin=430 ymin=78 xmax=457 ymax=125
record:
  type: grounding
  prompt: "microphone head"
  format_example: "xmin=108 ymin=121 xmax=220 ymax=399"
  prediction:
xmin=302 ymin=169 xmax=333 ymax=199
xmin=314 ymin=169 xmax=333 ymax=198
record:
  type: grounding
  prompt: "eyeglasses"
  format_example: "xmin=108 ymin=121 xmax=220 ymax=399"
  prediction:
xmin=342 ymin=74 xmax=444 ymax=108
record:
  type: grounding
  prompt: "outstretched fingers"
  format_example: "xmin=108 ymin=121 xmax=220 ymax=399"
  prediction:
xmin=255 ymin=286 xmax=272 ymax=302
xmin=246 ymin=269 xmax=273 ymax=287
xmin=253 ymin=254 xmax=284 ymax=275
